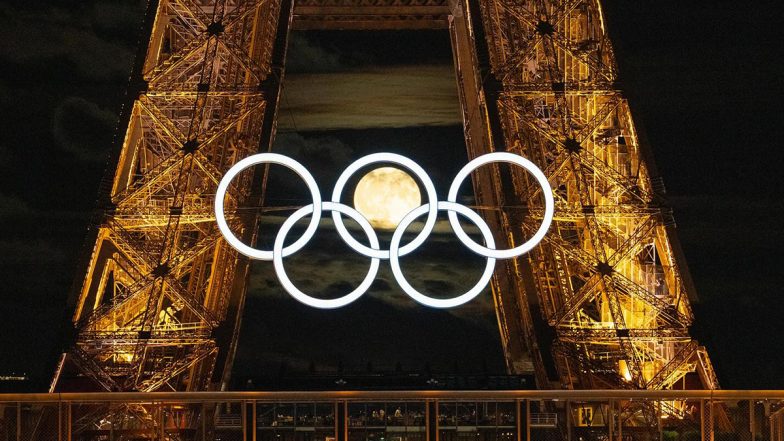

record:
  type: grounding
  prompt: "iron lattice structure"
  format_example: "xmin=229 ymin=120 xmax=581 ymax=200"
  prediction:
xmin=52 ymin=0 xmax=287 ymax=393
xmin=52 ymin=0 xmax=717 ymax=407
xmin=465 ymin=0 xmax=719 ymax=393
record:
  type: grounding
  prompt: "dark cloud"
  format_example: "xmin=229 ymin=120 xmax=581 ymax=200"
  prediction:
xmin=370 ymin=278 xmax=393 ymax=292
xmin=0 ymin=141 xmax=10 ymax=163
xmin=0 ymin=240 xmax=65 ymax=265
xmin=266 ymin=132 xmax=355 ymax=200
xmin=285 ymin=33 xmax=345 ymax=73
xmin=89 ymin=1 xmax=146 ymax=36
xmin=233 ymin=294 xmax=506 ymax=376
xmin=273 ymin=132 xmax=354 ymax=166
xmin=249 ymin=214 xmax=497 ymax=330
xmin=421 ymin=279 xmax=453 ymax=293
xmin=0 ymin=193 xmax=32 ymax=219
xmin=52 ymin=96 xmax=117 ymax=162
xmin=0 ymin=3 xmax=138 ymax=82
xmin=268 ymin=126 xmax=471 ymax=204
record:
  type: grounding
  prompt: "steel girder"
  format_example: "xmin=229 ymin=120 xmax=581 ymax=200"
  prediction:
xmin=472 ymin=0 xmax=718 ymax=390
xmin=53 ymin=0 xmax=284 ymax=394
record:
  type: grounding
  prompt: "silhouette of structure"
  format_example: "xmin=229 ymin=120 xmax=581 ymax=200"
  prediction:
xmin=51 ymin=0 xmax=718 ymax=408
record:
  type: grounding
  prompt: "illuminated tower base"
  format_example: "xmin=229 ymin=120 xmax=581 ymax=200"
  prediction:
xmin=52 ymin=0 xmax=718 ymax=413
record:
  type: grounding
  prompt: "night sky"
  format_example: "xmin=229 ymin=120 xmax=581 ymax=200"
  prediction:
xmin=0 ymin=0 xmax=782 ymax=390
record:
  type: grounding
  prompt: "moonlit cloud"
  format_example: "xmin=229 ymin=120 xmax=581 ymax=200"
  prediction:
xmin=279 ymin=65 xmax=462 ymax=131
xmin=250 ymin=215 xmax=495 ymax=324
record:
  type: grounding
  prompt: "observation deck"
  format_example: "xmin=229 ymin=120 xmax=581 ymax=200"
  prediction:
xmin=1 ymin=390 xmax=782 ymax=441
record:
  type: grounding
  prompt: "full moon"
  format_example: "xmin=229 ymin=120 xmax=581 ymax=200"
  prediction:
xmin=353 ymin=167 xmax=422 ymax=230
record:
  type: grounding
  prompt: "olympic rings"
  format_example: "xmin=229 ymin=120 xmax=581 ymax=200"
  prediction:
xmin=215 ymin=152 xmax=554 ymax=309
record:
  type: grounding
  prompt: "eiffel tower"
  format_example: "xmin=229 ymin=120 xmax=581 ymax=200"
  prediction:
xmin=51 ymin=0 xmax=718 ymax=398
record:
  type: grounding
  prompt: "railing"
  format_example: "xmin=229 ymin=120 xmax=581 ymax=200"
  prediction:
xmin=529 ymin=412 xmax=557 ymax=427
xmin=0 ymin=390 xmax=782 ymax=441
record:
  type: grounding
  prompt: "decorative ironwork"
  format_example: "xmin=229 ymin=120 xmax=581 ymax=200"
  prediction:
xmin=52 ymin=0 xmax=717 ymax=423
xmin=52 ymin=0 xmax=286 ymax=394
xmin=466 ymin=0 xmax=718 ymax=390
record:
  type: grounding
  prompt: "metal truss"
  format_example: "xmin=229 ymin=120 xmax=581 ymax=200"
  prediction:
xmin=470 ymin=0 xmax=719 ymax=390
xmin=292 ymin=0 xmax=450 ymax=30
xmin=52 ymin=0 xmax=286 ymax=394
xmin=51 ymin=0 xmax=717 ymax=415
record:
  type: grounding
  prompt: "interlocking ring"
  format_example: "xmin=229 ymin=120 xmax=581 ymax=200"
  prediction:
xmin=389 ymin=201 xmax=496 ymax=308
xmin=447 ymin=152 xmax=555 ymax=259
xmin=215 ymin=152 xmax=554 ymax=309
xmin=273 ymin=202 xmax=381 ymax=309
xmin=331 ymin=153 xmax=438 ymax=260
xmin=215 ymin=153 xmax=321 ymax=261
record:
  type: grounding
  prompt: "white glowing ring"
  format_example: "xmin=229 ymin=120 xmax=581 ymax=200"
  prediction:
xmin=216 ymin=151 xmax=554 ymax=309
xmin=215 ymin=153 xmax=322 ymax=261
xmin=331 ymin=153 xmax=438 ymax=260
xmin=447 ymin=152 xmax=554 ymax=259
xmin=273 ymin=201 xmax=380 ymax=309
xmin=389 ymin=201 xmax=496 ymax=308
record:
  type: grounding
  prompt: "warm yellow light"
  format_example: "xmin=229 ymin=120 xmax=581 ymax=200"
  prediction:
xmin=114 ymin=351 xmax=134 ymax=364
xmin=619 ymin=360 xmax=632 ymax=382
xmin=353 ymin=167 xmax=421 ymax=230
